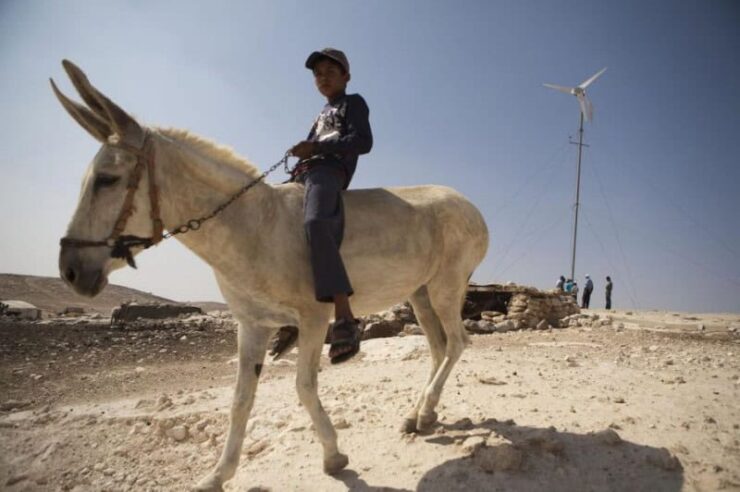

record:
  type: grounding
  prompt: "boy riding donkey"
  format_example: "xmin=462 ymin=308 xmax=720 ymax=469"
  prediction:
xmin=270 ymin=48 xmax=373 ymax=364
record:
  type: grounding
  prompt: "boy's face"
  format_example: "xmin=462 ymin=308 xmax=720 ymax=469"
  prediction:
xmin=312 ymin=58 xmax=349 ymax=100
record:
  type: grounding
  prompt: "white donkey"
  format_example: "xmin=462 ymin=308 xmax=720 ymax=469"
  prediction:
xmin=53 ymin=60 xmax=489 ymax=491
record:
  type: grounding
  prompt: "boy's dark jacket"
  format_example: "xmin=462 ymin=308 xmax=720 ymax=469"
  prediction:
xmin=301 ymin=93 xmax=372 ymax=188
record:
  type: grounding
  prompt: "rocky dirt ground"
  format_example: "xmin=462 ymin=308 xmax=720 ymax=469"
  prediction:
xmin=1 ymin=309 xmax=739 ymax=491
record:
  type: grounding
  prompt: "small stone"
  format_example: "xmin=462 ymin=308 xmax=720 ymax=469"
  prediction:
xmin=594 ymin=428 xmax=622 ymax=445
xmin=475 ymin=443 xmax=524 ymax=473
xmin=478 ymin=376 xmax=507 ymax=386
xmin=494 ymin=320 xmax=516 ymax=333
xmin=156 ymin=395 xmax=173 ymax=411
xmin=192 ymin=431 xmax=209 ymax=443
xmin=134 ymin=366 xmax=145 ymax=373
xmin=646 ymin=449 xmax=680 ymax=470
xmin=525 ymin=429 xmax=564 ymax=455
xmin=462 ymin=436 xmax=486 ymax=454
xmin=6 ymin=474 xmax=29 ymax=486
xmin=245 ymin=439 xmax=268 ymax=458
xmin=334 ymin=418 xmax=351 ymax=430
xmin=403 ymin=323 xmax=423 ymax=336
xmin=167 ymin=425 xmax=188 ymax=441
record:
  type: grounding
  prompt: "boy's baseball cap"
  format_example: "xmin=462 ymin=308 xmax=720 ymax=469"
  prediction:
xmin=305 ymin=48 xmax=350 ymax=74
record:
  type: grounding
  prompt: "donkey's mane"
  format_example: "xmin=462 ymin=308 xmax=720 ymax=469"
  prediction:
xmin=156 ymin=127 xmax=261 ymax=180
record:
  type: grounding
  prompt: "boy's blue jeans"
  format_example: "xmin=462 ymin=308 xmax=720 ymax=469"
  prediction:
xmin=298 ymin=165 xmax=353 ymax=302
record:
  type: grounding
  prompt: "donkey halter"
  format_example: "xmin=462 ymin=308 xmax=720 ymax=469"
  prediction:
xmin=60 ymin=132 xmax=292 ymax=268
xmin=59 ymin=132 xmax=163 ymax=268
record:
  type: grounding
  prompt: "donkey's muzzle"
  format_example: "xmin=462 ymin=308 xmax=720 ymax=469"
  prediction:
xmin=59 ymin=244 xmax=108 ymax=297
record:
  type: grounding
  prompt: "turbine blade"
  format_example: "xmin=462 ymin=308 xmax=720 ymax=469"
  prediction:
xmin=579 ymin=67 xmax=607 ymax=89
xmin=577 ymin=94 xmax=594 ymax=122
xmin=543 ymin=83 xmax=573 ymax=94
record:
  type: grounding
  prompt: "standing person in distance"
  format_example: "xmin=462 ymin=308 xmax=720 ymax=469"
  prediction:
xmin=582 ymin=274 xmax=594 ymax=309
xmin=556 ymin=275 xmax=565 ymax=292
xmin=605 ymin=276 xmax=613 ymax=310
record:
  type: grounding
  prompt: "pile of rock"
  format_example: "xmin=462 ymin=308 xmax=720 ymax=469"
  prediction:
xmin=361 ymin=303 xmax=420 ymax=340
xmin=504 ymin=290 xmax=580 ymax=329
xmin=463 ymin=284 xmax=579 ymax=334
xmin=560 ymin=312 xmax=615 ymax=329
xmin=357 ymin=284 xmax=582 ymax=339
xmin=61 ymin=306 xmax=86 ymax=317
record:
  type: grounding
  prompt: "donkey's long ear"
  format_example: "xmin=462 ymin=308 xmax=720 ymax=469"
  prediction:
xmin=50 ymin=78 xmax=111 ymax=143
xmin=62 ymin=60 xmax=145 ymax=148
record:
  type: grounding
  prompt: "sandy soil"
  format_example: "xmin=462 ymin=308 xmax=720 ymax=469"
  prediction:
xmin=1 ymin=309 xmax=739 ymax=491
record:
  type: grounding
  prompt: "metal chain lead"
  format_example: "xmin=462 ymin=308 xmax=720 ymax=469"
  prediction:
xmin=163 ymin=152 xmax=292 ymax=239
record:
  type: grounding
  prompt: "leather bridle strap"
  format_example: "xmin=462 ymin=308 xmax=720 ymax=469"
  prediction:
xmin=59 ymin=133 xmax=164 ymax=268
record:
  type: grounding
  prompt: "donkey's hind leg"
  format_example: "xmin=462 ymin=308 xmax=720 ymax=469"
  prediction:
xmin=402 ymin=285 xmax=447 ymax=433
xmin=295 ymin=315 xmax=348 ymax=474
xmin=195 ymin=323 xmax=271 ymax=492
xmin=415 ymin=277 xmax=469 ymax=433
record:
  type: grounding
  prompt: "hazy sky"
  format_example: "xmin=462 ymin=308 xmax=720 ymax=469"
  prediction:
xmin=1 ymin=1 xmax=738 ymax=313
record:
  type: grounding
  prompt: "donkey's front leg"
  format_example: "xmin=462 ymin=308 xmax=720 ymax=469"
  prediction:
xmin=295 ymin=320 xmax=348 ymax=475
xmin=195 ymin=324 xmax=271 ymax=491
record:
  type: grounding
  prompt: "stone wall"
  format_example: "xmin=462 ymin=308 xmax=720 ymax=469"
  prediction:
xmin=356 ymin=284 xmax=580 ymax=339
xmin=111 ymin=302 xmax=203 ymax=325
xmin=503 ymin=290 xmax=580 ymax=328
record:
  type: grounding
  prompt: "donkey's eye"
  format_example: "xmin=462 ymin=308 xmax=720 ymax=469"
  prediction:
xmin=93 ymin=174 xmax=120 ymax=191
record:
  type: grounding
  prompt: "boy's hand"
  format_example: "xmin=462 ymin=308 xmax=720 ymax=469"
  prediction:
xmin=290 ymin=141 xmax=317 ymax=159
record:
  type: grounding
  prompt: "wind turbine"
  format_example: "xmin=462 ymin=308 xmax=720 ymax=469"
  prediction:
xmin=544 ymin=67 xmax=607 ymax=283
xmin=544 ymin=67 xmax=607 ymax=122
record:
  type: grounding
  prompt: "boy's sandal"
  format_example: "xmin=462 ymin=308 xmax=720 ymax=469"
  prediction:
xmin=269 ymin=325 xmax=299 ymax=360
xmin=329 ymin=318 xmax=361 ymax=365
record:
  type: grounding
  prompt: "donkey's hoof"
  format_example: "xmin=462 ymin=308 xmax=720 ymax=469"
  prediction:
xmin=400 ymin=417 xmax=418 ymax=434
xmin=323 ymin=452 xmax=349 ymax=475
xmin=192 ymin=474 xmax=224 ymax=492
xmin=416 ymin=411 xmax=438 ymax=433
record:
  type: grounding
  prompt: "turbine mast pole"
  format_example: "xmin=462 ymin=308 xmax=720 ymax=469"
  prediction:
xmin=570 ymin=111 xmax=585 ymax=281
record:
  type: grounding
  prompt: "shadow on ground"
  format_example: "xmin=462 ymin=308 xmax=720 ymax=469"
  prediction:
xmin=333 ymin=469 xmax=413 ymax=492
xmin=414 ymin=418 xmax=684 ymax=492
